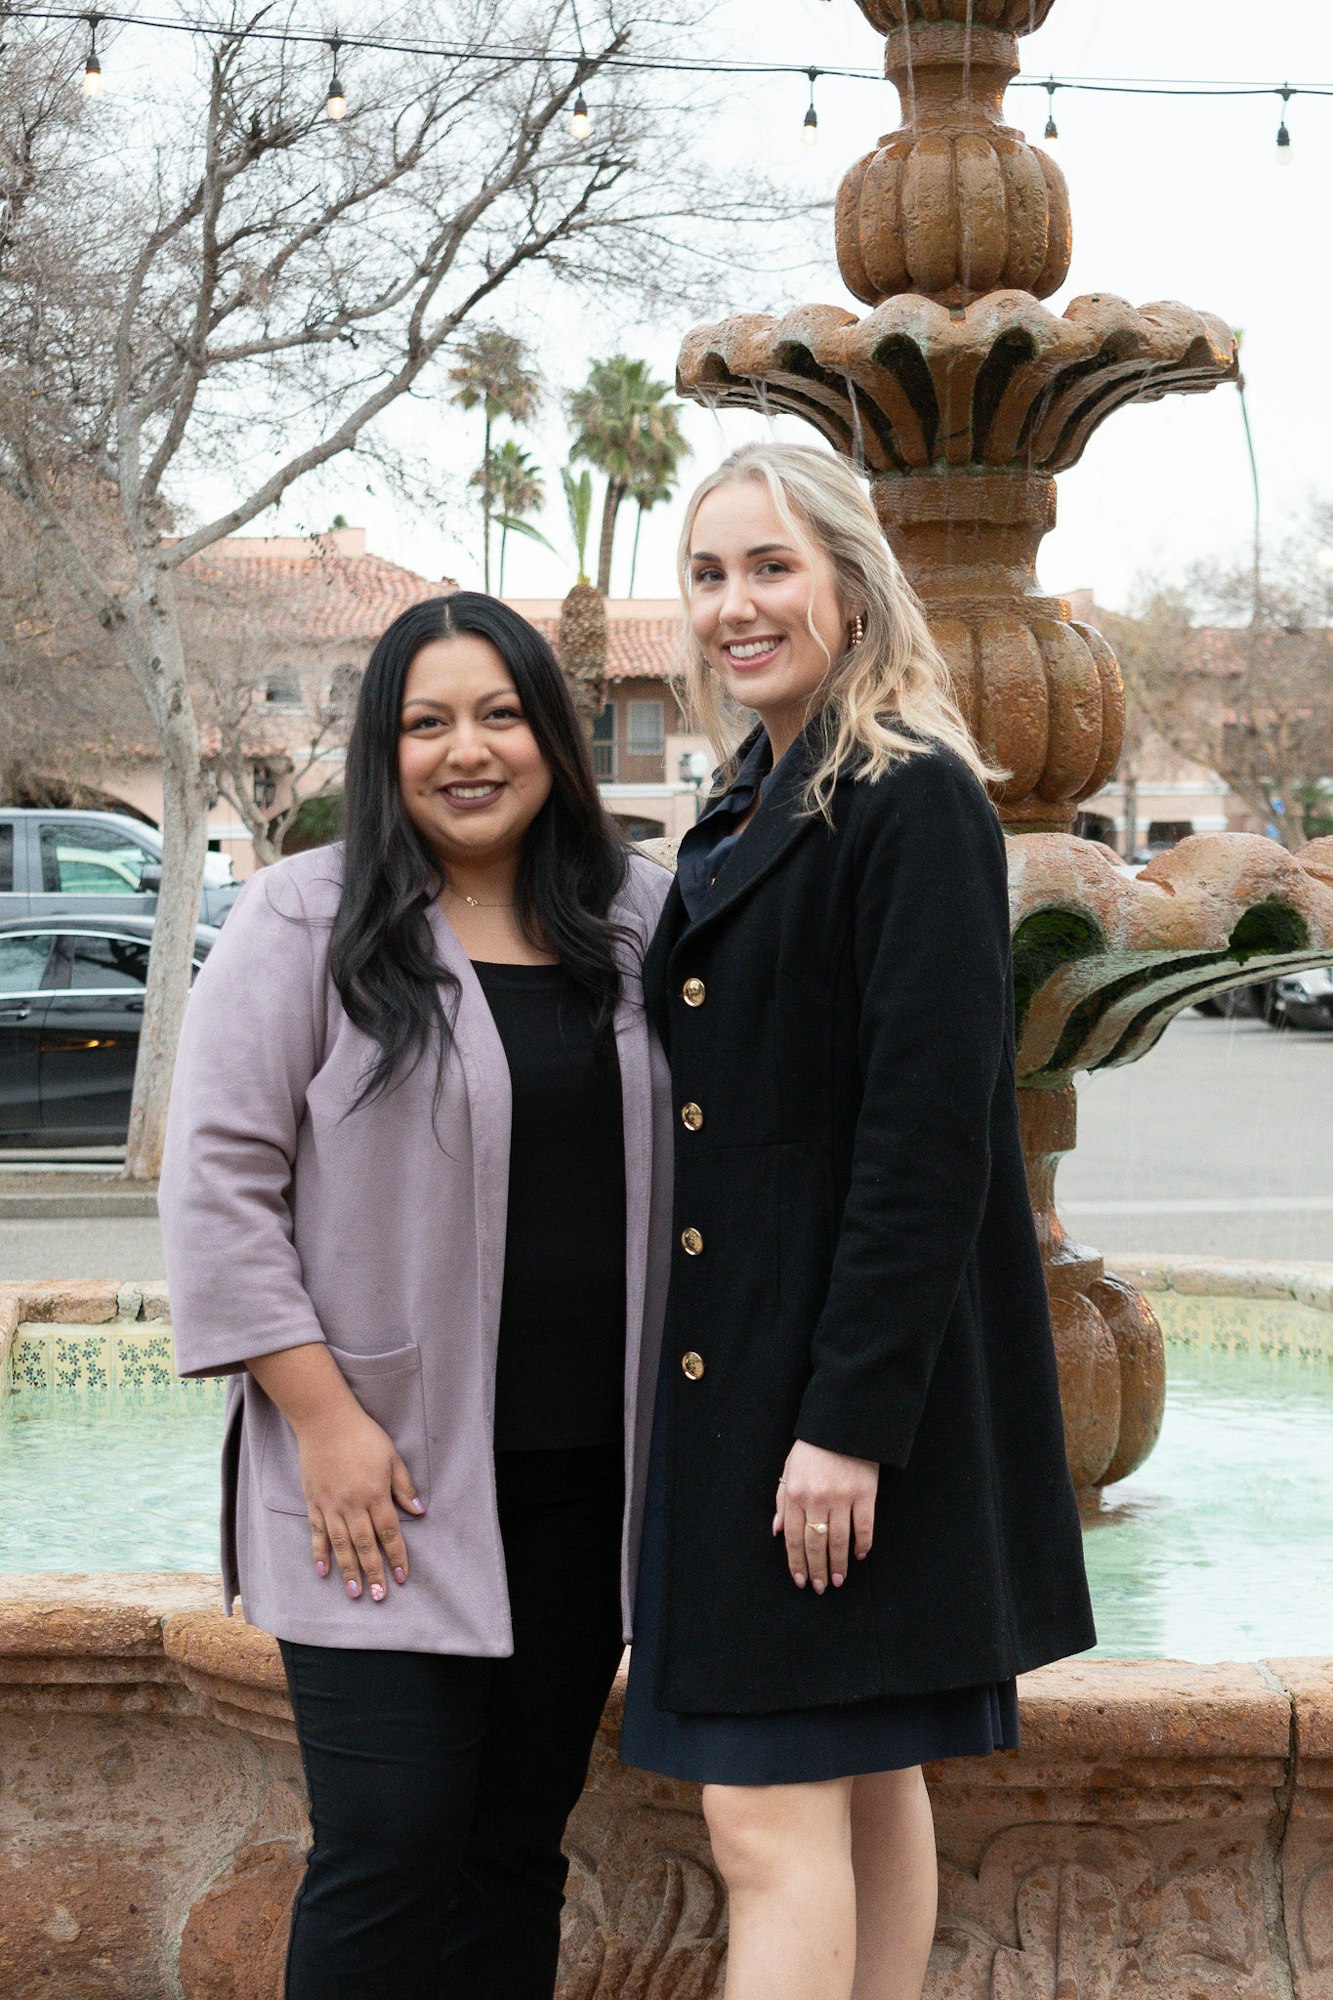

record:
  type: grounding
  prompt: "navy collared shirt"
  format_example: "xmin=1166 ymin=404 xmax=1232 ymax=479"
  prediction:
xmin=675 ymin=731 xmax=793 ymax=921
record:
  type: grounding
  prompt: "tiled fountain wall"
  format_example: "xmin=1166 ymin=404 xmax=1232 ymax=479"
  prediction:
xmin=2 ymin=1276 xmax=1332 ymax=2000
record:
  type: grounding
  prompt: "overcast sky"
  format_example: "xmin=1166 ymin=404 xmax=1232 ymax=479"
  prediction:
xmin=216 ymin=0 xmax=1333 ymax=612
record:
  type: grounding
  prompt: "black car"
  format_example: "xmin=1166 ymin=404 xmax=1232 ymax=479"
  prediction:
xmin=0 ymin=916 xmax=218 ymax=1145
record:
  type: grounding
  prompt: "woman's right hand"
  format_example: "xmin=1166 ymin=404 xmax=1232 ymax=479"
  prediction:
xmin=294 ymin=1400 xmax=425 ymax=1603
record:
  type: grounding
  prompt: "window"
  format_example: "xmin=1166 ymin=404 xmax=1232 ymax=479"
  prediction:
xmin=253 ymin=765 xmax=278 ymax=810
xmin=66 ymin=935 xmax=152 ymax=990
xmin=40 ymin=823 xmax=152 ymax=895
xmin=0 ymin=935 xmax=53 ymax=995
xmin=627 ymin=700 xmax=664 ymax=757
xmin=263 ymin=671 xmax=302 ymax=709
xmin=0 ymin=823 xmax=12 ymax=893
xmin=592 ymin=701 xmax=616 ymax=781
xmin=326 ymin=665 xmax=362 ymax=717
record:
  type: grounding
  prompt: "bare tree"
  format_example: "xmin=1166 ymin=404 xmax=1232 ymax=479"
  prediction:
xmin=1106 ymin=514 xmax=1333 ymax=853
xmin=0 ymin=490 xmax=148 ymax=802
xmin=0 ymin=4 xmax=805 ymax=1176
xmin=178 ymin=571 xmax=357 ymax=868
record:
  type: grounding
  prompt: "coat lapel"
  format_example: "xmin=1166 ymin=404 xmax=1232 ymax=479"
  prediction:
xmin=425 ymin=903 xmax=512 ymax=1375
xmin=673 ymin=720 xmax=826 ymax=944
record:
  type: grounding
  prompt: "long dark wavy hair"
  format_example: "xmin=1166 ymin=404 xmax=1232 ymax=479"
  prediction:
xmin=329 ymin=592 xmax=631 ymax=1105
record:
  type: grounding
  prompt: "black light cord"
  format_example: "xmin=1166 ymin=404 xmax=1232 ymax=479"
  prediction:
xmin=0 ymin=6 xmax=1327 ymax=98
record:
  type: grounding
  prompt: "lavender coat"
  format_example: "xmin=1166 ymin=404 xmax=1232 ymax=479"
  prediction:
xmin=159 ymin=844 xmax=674 ymax=1653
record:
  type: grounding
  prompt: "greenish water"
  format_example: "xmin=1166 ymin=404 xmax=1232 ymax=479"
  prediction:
xmin=1079 ymin=1343 xmax=1333 ymax=1659
xmin=2 ymin=1345 xmax=1332 ymax=1662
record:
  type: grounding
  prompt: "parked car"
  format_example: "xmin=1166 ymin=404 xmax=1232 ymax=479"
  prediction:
xmin=0 ymin=915 xmax=217 ymax=1145
xmin=0 ymin=809 xmax=240 ymax=928
xmin=1268 ymin=967 xmax=1333 ymax=1030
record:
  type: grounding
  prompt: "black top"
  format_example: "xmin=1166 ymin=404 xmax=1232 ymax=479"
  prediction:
xmin=471 ymin=960 xmax=627 ymax=1452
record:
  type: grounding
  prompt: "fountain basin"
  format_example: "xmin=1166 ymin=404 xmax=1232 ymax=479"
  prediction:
xmin=3 ymin=1270 xmax=1333 ymax=1995
xmin=0 ymin=1574 xmax=1328 ymax=2000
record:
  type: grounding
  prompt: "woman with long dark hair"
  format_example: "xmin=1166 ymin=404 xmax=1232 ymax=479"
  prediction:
xmin=161 ymin=592 xmax=673 ymax=2000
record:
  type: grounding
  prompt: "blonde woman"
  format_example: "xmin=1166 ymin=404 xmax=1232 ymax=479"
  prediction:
xmin=619 ymin=444 xmax=1094 ymax=2000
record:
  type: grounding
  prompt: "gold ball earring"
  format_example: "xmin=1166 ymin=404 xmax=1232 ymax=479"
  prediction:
xmin=849 ymin=613 xmax=865 ymax=647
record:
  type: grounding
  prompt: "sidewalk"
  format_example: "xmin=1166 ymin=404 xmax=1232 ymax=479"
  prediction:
xmin=0 ymin=1167 xmax=158 ymax=1219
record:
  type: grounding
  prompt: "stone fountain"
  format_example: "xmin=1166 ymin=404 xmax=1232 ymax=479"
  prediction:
xmin=7 ymin=11 xmax=1333 ymax=1995
xmin=676 ymin=0 xmax=1333 ymax=1497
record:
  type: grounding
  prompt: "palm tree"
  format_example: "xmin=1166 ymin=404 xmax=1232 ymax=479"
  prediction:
xmin=557 ymin=464 xmax=607 ymax=735
xmin=626 ymin=430 xmax=690 ymax=595
xmin=448 ymin=331 xmax=543 ymax=590
xmin=476 ymin=440 xmax=545 ymax=595
xmin=568 ymin=356 xmax=688 ymax=594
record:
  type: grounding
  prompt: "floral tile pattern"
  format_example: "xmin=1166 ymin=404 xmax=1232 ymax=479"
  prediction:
xmin=5 ymin=1322 xmax=224 ymax=1404
xmin=1152 ymin=1292 xmax=1333 ymax=1365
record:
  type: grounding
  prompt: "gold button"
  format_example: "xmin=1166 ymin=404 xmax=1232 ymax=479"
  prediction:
xmin=682 ymin=977 xmax=706 ymax=1007
xmin=680 ymin=1227 xmax=704 ymax=1256
xmin=681 ymin=1102 xmax=704 ymax=1132
xmin=681 ymin=1351 xmax=706 ymax=1381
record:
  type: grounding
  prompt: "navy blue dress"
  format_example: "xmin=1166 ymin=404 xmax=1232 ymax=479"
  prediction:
xmin=619 ymin=735 xmax=1021 ymax=1784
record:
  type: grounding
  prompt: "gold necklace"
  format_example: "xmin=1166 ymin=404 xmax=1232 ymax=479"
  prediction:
xmin=446 ymin=886 xmax=514 ymax=910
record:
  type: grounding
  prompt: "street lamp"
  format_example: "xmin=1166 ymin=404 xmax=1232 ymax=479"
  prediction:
xmin=678 ymin=749 xmax=711 ymax=821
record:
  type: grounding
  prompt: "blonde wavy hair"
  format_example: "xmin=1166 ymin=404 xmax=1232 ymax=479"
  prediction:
xmin=676 ymin=442 xmax=1001 ymax=816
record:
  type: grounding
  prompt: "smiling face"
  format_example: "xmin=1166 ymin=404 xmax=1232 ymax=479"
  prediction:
xmin=397 ymin=632 xmax=553 ymax=874
xmin=687 ymin=477 xmax=851 ymax=755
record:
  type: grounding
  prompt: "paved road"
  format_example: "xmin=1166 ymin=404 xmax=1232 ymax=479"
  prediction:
xmin=0 ymin=1012 xmax=1329 ymax=1284
xmin=1063 ymin=1013 xmax=1333 ymax=1261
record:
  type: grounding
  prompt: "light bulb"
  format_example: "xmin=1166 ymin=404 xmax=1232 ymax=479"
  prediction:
xmin=1043 ymin=113 xmax=1060 ymax=157
xmin=1276 ymin=120 xmax=1291 ymax=162
xmin=571 ymin=91 xmax=590 ymax=140
xmin=327 ymin=76 xmax=346 ymax=120
xmin=802 ymin=106 xmax=818 ymax=148
xmin=83 ymin=51 xmax=102 ymax=96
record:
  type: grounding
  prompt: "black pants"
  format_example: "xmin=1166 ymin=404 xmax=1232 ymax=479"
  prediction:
xmin=279 ymin=1444 xmax=625 ymax=2000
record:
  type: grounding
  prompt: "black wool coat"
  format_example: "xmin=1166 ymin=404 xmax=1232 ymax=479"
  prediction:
xmin=645 ymin=726 xmax=1096 ymax=1715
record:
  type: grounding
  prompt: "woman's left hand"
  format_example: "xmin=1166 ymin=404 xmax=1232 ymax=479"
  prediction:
xmin=773 ymin=1440 xmax=879 ymax=1594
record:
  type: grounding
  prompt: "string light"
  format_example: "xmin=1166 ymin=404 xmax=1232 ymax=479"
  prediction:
xmin=1042 ymin=76 xmax=1059 ymax=155
xmin=82 ymin=10 xmax=102 ymax=95
xmin=0 ymin=9 xmax=1326 ymax=145
xmin=325 ymin=34 xmax=345 ymax=120
xmin=570 ymin=59 xmax=590 ymax=141
xmin=802 ymin=66 xmax=818 ymax=148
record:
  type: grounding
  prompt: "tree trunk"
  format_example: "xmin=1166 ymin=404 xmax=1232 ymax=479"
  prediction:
xmin=122 ymin=585 xmax=210 ymax=1181
xmin=481 ymin=412 xmax=493 ymax=593
xmin=596 ymin=480 xmax=625 ymax=595
xmin=629 ymin=504 xmax=644 ymax=597
xmin=498 ymin=519 xmax=508 ymax=597
xmin=1121 ymin=771 xmax=1138 ymax=860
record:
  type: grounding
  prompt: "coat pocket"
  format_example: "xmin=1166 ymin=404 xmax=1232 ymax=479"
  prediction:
xmin=258 ymin=1341 xmax=432 ymax=1517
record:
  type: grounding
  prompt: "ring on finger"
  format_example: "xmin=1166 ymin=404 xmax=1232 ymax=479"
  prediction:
xmin=808 ymin=1521 xmax=829 ymax=1533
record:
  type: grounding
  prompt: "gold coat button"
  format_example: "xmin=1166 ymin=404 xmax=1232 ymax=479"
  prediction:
xmin=680 ymin=1227 xmax=704 ymax=1256
xmin=682 ymin=977 xmax=706 ymax=1007
xmin=681 ymin=1102 xmax=704 ymax=1132
xmin=681 ymin=1351 xmax=706 ymax=1381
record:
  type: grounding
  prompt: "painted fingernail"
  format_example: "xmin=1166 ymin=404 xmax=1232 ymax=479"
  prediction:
xmin=315 ymin=1560 xmax=328 ymax=1577
xmin=370 ymin=1582 xmax=386 ymax=1602
xmin=409 ymin=1499 xmax=425 ymax=1514
xmin=346 ymin=1578 xmax=361 ymax=1599
xmin=833 ymin=1573 xmax=845 ymax=1587
xmin=794 ymin=1573 xmax=806 ymax=1587
xmin=813 ymin=1579 xmax=826 ymax=1595
xmin=393 ymin=1566 xmax=407 ymax=1585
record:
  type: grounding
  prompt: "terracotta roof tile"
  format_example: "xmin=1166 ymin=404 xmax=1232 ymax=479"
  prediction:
xmin=531 ymin=614 xmax=681 ymax=684
xmin=185 ymin=549 xmax=453 ymax=642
